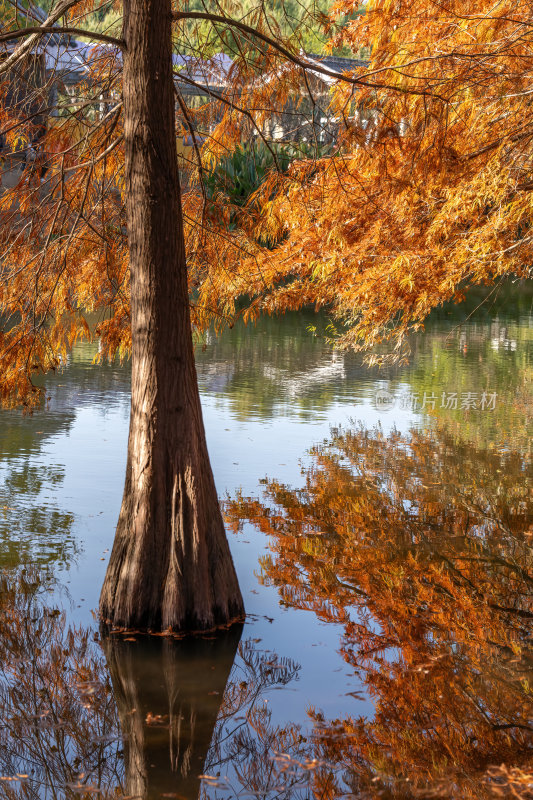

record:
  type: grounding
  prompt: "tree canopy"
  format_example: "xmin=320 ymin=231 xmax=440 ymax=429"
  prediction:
xmin=195 ymin=0 xmax=533 ymax=362
xmin=0 ymin=0 xmax=530 ymax=405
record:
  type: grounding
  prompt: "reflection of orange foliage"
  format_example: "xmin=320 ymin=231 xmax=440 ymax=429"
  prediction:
xmin=226 ymin=426 xmax=533 ymax=798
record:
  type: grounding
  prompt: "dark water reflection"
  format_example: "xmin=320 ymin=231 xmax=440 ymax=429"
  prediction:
xmin=104 ymin=631 xmax=242 ymax=800
xmin=0 ymin=284 xmax=531 ymax=798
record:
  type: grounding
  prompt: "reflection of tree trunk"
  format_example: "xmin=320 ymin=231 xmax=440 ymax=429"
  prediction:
xmin=103 ymin=627 xmax=242 ymax=799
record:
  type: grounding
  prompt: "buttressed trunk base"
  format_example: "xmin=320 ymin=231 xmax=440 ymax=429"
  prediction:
xmin=99 ymin=0 xmax=244 ymax=631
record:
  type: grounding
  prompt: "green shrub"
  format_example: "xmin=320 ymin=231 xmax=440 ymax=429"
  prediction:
xmin=204 ymin=140 xmax=329 ymax=208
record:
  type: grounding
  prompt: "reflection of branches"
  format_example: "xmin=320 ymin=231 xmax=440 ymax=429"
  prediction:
xmin=0 ymin=570 xmax=122 ymax=799
xmin=103 ymin=628 xmax=313 ymax=800
xmin=0 ymin=567 xmax=315 ymax=800
xmin=226 ymin=425 xmax=533 ymax=799
xmin=202 ymin=641 xmax=319 ymax=799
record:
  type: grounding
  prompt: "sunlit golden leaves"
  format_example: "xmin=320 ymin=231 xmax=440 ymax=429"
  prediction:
xmin=1 ymin=0 xmax=533 ymax=403
xmin=182 ymin=0 xmax=533 ymax=362
xmin=0 ymin=67 xmax=126 ymax=405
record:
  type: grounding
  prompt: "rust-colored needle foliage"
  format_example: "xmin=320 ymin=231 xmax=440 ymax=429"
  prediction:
xmin=1 ymin=0 xmax=533 ymax=404
xmin=0 ymin=2 xmax=126 ymax=406
xmin=226 ymin=425 xmax=533 ymax=799
xmin=188 ymin=0 xmax=533 ymax=361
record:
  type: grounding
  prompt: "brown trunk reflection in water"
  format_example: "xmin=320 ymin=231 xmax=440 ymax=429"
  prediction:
xmin=103 ymin=627 xmax=242 ymax=800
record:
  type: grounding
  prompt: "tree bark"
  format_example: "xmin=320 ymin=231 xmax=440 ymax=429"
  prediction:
xmin=99 ymin=0 xmax=244 ymax=631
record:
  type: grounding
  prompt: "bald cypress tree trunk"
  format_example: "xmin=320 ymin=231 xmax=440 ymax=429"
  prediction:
xmin=99 ymin=0 xmax=244 ymax=631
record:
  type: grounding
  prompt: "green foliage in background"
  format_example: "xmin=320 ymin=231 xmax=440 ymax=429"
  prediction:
xmin=204 ymin=139 xmax=330 ymax=208
xmin=0 ymin=0 xmax=39 ymax=25
xmin=36 ymin=0 xmax=121 ymax=35
xmin=26 ymin=1 xmax=366 ymax=55
xmin=80 ymin=8 xmax=121 ymax=36
xmin=185 ymin=0 xmax=330 ymax=56
xmin=184 ymin=0 xmax=367 ymax=57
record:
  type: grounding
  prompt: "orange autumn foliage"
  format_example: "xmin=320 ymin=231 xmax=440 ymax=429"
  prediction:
xmin=1 ymin=0 xmax=532 ymax=405
xmin=187 ymin=0 xmax=533 ymax=360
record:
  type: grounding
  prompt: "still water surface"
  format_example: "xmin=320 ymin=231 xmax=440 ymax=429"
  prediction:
xmin=0 ymin=285 xmax=531 ymax=798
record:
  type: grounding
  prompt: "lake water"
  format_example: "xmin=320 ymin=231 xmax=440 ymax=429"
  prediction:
xmin=0 ymin=284 xmax=531 ymax=799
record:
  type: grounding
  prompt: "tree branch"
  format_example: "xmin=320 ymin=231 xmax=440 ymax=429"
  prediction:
xmin=0 ymin=26 xmax=124 ymax=48
xmin=173 ymin=73 xmax=283 ymax=167
xmin=172 ymin=10 xmax=447 ymax=100
xmin=0 ymin=0 xmax=80 ymax=77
